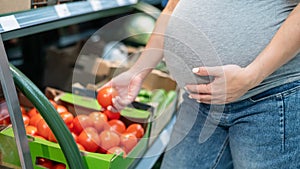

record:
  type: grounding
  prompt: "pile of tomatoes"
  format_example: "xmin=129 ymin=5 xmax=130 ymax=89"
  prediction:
xmin=21 ymin=99 xmax=145 ymax=157
xmin=0 ymin=87 xmax=146 ymax=168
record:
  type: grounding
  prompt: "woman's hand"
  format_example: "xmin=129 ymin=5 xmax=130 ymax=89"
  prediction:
xmin=185 ymin=65 xmax=258 ymax=104
xmin=99 ymin=70 xmax=145 ymax=112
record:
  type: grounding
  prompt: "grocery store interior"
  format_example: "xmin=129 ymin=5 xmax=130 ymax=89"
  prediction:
xmin=0 ymin=0 xmax=179 ymax=169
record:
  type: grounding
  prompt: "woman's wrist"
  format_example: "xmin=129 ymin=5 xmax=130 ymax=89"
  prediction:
xmin=244 ymin=62 xmax=266 ymax=89
xmin=128 ymin=65 xmax=152 ymax=80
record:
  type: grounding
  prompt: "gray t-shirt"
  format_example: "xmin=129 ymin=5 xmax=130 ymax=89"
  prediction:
xmin=164 ymin=0 xmax=300 ymax=101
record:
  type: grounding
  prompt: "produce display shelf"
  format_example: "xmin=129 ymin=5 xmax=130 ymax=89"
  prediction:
xmin=0 ymin=1 xmax=166 ymax=168
xmin=0 ymin=0 xmax=138 ymax=41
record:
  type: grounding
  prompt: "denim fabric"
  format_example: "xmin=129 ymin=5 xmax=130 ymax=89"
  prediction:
xmin=161 ymin=80 xmax=300 ymax=169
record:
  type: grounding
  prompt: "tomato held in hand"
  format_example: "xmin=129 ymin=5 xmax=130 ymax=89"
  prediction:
xmin=103 ymin=109 xmax=120 ymax=120
xmin=97 ymin=87 xmax=118 ymax=109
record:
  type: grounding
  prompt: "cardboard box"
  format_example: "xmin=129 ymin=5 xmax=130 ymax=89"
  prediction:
xmin=0 ymin=0 xmax=31 ymax=14
xmin=73 ymin=45 xmax=142 ymax=87
xmin=142 ymin=70 xmax=177 ymax=92
xmin=74 ymin=56 xmax=130 ymax=86
xmin=147 ymin=94 xmax=177 ymax=146
xmin=131 ymin=69 xmax=178 ymax=146
xmin=43 ymin=43 xmax=82 ymax=92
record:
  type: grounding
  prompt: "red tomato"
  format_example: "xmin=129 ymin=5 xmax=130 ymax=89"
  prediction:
xmin=29 ymin=114 xmax=43 ymax=127
xmin=25 ymin=125 xmax=38 ymax=136
xmin=96 ymin=146 xmax=107 ymax=154
xmin=72 ymin=115 xmax=93 ymax=134
xmin=105 ymin=119 xmax=126 ymax=134
xmin=99 ymin=130 xmax=120 ymax=151
xmin=28 ymin=108 xmax=39 ymax=118
xmin=103 ymin=110 xmax=120 ymax=120
xmin=36 ymin=120 xmax=51 ymax=139
xmin=49 ymin=99 xmax=58 ymax=109
xmin=126 ymin=123 xmax=145 ymax=138
xmin=71 ymin=132 xmax=78 ymax=142
xmin=51 ymin=163 xmax=66 ymax=169
xmin=56 ymin=105 xmax=68 ymax=114
xmin=97 ymin=87 xmax=118 ymax=109
xmin=36 ymin=157 xmax=53 ymax=168
xmin=67 ymin=123 xmax=74 ymax=131
xmin=22 ymin=114 xmax=30 ymax=126
xmin=48 ymin=131 xmax=57 ymax=143
xmin=89 ymin=112 xmax=108 ymax=132
xmin=76 ymin=143 xmax=86 ymax=151
xmin=0 ymin=116 xmax=10 ymax=125
xmin=77 ymin=127 xmax=100 ymax=152
xmin=120 ymin=133 xmax=138 ymax=153
xmin=20 ymin=106 xmax=27 ymax=114
xmin=84 ymin=126 xmax=98 ymax=134
xmin=0 ymin=106 xmax=9 ymax=124
xmin=60 ymin=112 xmax=74 ymax=126
xmin=107 ymin=146 xmax=127 ymax=158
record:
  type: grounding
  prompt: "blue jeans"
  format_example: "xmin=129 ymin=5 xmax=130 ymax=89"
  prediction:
xmin=161 ymin=80 xmax=300 ymax=169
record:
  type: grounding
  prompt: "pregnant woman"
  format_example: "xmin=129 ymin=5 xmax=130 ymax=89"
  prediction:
xmin=102 ymin=0 xmax=300 ymax=168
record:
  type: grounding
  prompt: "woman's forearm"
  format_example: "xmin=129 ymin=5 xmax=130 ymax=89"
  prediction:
xmin=246 ymin=3 xmax=300 ymax=87
xmin=130 ymin=0 xmax=179 ymax=78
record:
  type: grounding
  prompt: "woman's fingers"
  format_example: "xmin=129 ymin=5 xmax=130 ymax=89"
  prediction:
xmin=108 ymin=95 xmax=134 ymax=112
xmin=185 ymin=84 xmax=212 ymax=94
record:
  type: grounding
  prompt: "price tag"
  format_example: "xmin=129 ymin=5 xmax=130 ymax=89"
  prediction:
xmin=116 ymin=0 xmax=126 ymax=6
xmin=54 ymin=4 xmax=71 ymax=18
xmin=0 ymin=15 xmax=20 ymax=32
xmin=89 ymin=0 xmax=102 ymax=11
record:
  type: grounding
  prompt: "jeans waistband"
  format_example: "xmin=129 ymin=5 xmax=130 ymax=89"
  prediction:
xmin=249 ymin=80 xmax=300 ymax=101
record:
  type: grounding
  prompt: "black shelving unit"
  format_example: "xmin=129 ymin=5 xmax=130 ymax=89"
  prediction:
xmin=0 ymin=1 xmax=161 ymax=168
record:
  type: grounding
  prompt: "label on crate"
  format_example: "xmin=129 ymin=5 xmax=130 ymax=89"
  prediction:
xmin=54 ymin=4 xmax=71 ymax=18
xmin=0 ymin=15 xmax=20 ymax=32
xmin=89 ymin=0 xmax=103 ymax=11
